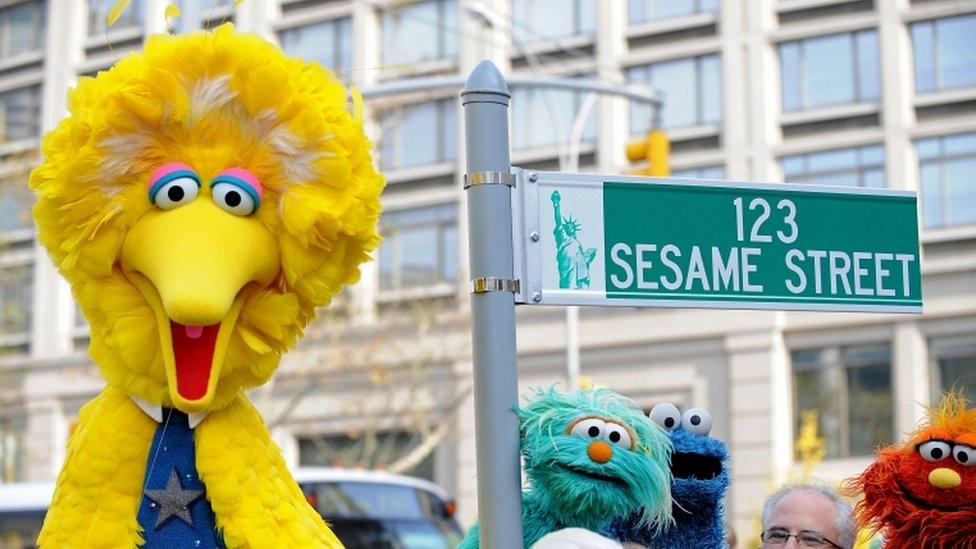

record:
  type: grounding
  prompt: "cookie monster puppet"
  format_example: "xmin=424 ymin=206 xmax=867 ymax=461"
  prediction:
xmin=607 ymin=403 xmax=730 ymax=549
xmin=31 ymin=24 xmax=383 ymax=547
xmin=459 ymin=388 xmax=673 ymax=548
xmin=845 ymin=391 xmax=976 ymax=548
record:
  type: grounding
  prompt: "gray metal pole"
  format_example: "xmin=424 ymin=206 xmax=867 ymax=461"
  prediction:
xmin=461 ymin=60 xmax=524 ymax=548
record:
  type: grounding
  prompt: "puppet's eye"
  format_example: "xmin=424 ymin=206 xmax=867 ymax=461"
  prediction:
xmin=919 ymin=441 xmax=952 ymax=462
xmin=211 ymin=168 xmax=262 ymax=216
xmin=604 ymin=422 xmax=633 ymax=450
xmin=681 ymin=409 xmax=712 ymax=436
xmin=149 ymin=163 xmax=200 ymax=210
xmin=648 ymin=403 xmax=681 ymax=431
xmin=953 ymin=445 xmax=976 ymax=466
xmin=570 ymin=418 xmax=606 ymax=440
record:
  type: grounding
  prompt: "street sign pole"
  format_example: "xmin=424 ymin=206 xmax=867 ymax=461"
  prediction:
xmin=461 ymin=61 xmax=524 ymax=548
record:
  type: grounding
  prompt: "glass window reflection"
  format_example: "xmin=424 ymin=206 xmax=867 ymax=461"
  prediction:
xmin=915 ymin=132 xmax=976 ymax=229
xmin=512 ymin=0 xmax=595 ymax=43
xmin=779 ymin=30 xmax=879 ymax=111
xmin=381 ymin=0 xmax=457 ymax=66
xmin=379 ymin=204 xmax=458 ymax=293
xmin=628 ymin=0 xmax=717 ymax=24
xmin=628 ymin=55 xmax=722 ymax=133
xmin=379 ymin=99 xmax=457 ymax=170
xmin=0 ymin=0 xmax=45 ymax=60
xmin=912 ymin=15 xmax=976 ymax=93
xmin=781 ymin=145 xmax=885 ymax=188
xmin=0 ymin=86 xmax=42 ymax=142
xmin=89 ymin=0 xmax=143 ymax=35
xmin=280 ymin=18 xmax=352 ymax=75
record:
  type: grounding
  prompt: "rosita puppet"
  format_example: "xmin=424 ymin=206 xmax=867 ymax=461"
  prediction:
xmin=845 ymin=391 xmax=976 ymax=549
xmin=31 ymin=25 xmax=383 ymax=547
xmin=608 ymin=403 xmax=730 ymax=548
xmin=458 ymin=388 xmax=673 ymax=548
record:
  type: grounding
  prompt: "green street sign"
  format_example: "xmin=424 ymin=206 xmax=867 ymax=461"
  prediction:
xmin=513 ymin=170 xmax=922 ymax=313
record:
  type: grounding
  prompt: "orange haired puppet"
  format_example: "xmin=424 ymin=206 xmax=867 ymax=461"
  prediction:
xmin=845 ymin=391 xmax=976 ymax=548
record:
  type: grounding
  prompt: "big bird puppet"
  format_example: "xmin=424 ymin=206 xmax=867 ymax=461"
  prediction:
xmin=30 ymin=25 xmax=383 ymax=547
xmin=845 ymin=391 xmax=976 ymax=548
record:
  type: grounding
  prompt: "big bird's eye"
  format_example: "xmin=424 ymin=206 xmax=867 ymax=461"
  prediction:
xmin=148 ymin=163 xmax=200 ymax=210
xmin=648 ymin=403 xmax=681 ymax=431
xmin=681 ymin=408 xmax=712 ymax=436
xmin=570 ymin=418 xmax=606 ymax=440
xmin=919 ymin=441 xmax=952 ymax=462
xmin=604 ymin=421 xmax=633 ymax=450
xmin=211 ymin=168 xmax=263 ymax=216
xmin=953 ymin=445 xmax=976 ymax=466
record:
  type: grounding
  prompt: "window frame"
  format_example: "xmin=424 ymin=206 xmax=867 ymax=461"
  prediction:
xmin=378 ymin=97 xmax=457 ymax=171
xmin=780 ymin=144 xmax=886 ymax=188
xmin=278 ymin=16 xmax=353 ymax=76
xmin=916 ymin=132 xmax=976 ymax=229
xmin=628 ymin=0 xmax=718 ymax=25
xmin=928 ymin=334 xmax=976 ymax=404
xmin=778 ymin=29 xmax=879 ymax=112
xmin=380 ymin=0 xmax=457 ymax=67
xmin=0 ymin=0 xmax=46 ymax=62
xmin=377 ymin=202 xmax=459 ymax=300
xmin=627 ymin=54 xmax=722 ymax=133
xmin=510 ymin=0 xmax=596 ymax=43
xmin=911 ymin=14 xmax=976 ymax=94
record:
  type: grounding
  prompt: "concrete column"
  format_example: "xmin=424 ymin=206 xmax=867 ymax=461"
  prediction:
xmin=596 ymin=0 xmax=627 ymax=172
xmin=877 ymin=0 xmax=917 ymax=191
xmin=742 ymin=0 xmax=780 ymax=182
xmin=893 ymin=320 xmax=928 ymax=436
xmin=31 ymin=0 xmax=85 ymax=360
xmin=719 ymin=0 xmax=749 ymax=180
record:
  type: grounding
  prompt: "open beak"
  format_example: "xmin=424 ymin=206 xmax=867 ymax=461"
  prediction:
xmin=121 ymin=199 xmax=278 ymax=412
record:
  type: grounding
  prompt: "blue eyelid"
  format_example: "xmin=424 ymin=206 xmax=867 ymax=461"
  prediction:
xmin=148 ymin=170 xmax=201 ymax=204
xmin=210 ymin=174 xmax=262 ymax=211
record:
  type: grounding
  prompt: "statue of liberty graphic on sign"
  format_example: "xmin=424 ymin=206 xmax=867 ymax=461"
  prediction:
xmin=551 ymin=190 xmax=598 ymax=289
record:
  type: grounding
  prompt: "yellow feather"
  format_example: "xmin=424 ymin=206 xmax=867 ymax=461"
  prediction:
xmin=106 ymin=0 xmax=131 ymax=26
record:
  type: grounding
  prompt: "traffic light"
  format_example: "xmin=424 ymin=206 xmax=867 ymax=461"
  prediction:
xmin=626 ymin=129 xmax=670 ymax=176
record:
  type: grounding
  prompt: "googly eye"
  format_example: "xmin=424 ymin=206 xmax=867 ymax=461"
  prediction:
xmin=919 ymin=441 xmax=952 ymax=462
xmin=211 ymin=182 xmax=257 ymax=216
xmin=648 ymin=403 xmax=681 ymax=431
xmin=210 ymin=168 xmax=262 ymax=216
xmin=569 ymin=418 xmax=606 ymax=440
xmin=953 ymin=444 xmax=976 ymax=466
xmin=604 ymin=421 xmax=633 ymax=450
xmin=148 ymin=163 xmax=200 ymax=210
xmin=681 ymin=408 xmax=712 ymax=436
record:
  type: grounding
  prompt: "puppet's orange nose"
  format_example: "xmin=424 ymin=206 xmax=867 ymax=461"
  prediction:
xmin=588 ymin=441 xmax=613 ymax=463
xmin=929 ymin=467 xmax=962 ymax=489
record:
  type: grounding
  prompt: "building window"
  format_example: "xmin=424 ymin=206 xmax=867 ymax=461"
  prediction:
xmin=511 ymin=0 xmax=595 ymax=43
xmin=511 ymin=83 xmax=598 ymax=151
xmin=792 ymin=344 xmax=893 ymax=459
xmin=0 ymin=177 xmax=33 ymax=232
xmin=916 ymin=132 xmax=976 ymax=229
xmin=378 ymin=203 xmax=458 ymax=294
xmin=378 ymin=98 xmax=457 ymax=170
xmin=912 ymin=14 xmax=976 ymax=93
xmin=672 ymin=165 xmax=725 ymax=179
xmin=628 ymin=55 xmax=721 ymax=132
xmin=0 ymin=0 xmax=45 ymax=60
xmin=779 ymin=30 xmax=879 ymax=111
xmin=381 ymin=0 xmax=457 ymax=67
xmin=628 ymin=0 xmax=717 ymax=24
xmin=0 ymin=263 xmax=32 ymax=339
xmin=0 ymin=85 xmax=41 ymax=142
xmin=930 ymin=335 xmax=976 ymax=403
xmin=782 ymin=145 xmax=885 ymax=188
xmin=89 ymin=0 xmax=143 ymax=35
xmin=279 ymin=17 xmax=352 ymax=76
xmin=0 ymin=414 xmax=26 ymax=482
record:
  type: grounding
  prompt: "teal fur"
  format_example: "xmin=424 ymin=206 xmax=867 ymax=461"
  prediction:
xmin=459 ymin=387 xmax=672 ymax=548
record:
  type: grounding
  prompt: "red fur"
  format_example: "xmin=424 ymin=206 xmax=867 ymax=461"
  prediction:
xmin=845 ymin=447 xmax=976 ymax=548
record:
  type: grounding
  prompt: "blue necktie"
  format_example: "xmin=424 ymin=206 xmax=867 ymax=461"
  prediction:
xmin=136 ymin=408 xmax=224 ymax=548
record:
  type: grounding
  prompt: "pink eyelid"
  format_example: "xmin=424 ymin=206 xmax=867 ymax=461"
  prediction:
xmin=216 ymin=168 xmax=263 ymax=200
xmin=148 ymin=162 xmax=197 ymax=190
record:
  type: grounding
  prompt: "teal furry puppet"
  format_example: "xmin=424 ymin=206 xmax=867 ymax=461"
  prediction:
xmin=459 ymin=388 xmax=673 ymax=548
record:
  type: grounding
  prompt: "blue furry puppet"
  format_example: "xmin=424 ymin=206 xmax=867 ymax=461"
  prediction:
xmin=607 ymin=403 xmax=730 ymax=548
xmin=459 ymin=388 xmax=673 ymax=548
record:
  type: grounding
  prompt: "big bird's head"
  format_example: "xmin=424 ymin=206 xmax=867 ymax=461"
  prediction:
xmin=845 ymin=391 xmax=976 ymax=546
xmin=29 ymin=25 xmax=383 ymax=413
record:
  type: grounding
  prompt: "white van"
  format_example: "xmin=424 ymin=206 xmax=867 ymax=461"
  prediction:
xmin=0 ymin=468 xmax=462 ymax=548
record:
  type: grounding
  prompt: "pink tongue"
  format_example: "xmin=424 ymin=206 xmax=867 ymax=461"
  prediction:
xmin=185 ymin=325 xmax=205 ymax=339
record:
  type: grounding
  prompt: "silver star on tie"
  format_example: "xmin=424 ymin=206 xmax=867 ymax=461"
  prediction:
xmin=144 ymin=469 xmax=204 ymax=529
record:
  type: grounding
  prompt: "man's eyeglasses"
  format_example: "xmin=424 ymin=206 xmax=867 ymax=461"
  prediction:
xmin=761 ymin=528 xmax=842 ymax=548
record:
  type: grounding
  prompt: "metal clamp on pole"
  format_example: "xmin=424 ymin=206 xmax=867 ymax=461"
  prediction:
xmin=464 ymin=171 xmax=517 ymax=190
xmin=471 ymin=277 xmax=520 ymax=294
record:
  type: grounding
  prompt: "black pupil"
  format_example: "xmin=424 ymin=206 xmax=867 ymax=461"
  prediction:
xmin=664 ymin=417 xmax=675 ymax=428
xmin=959 ymin=451 xmax=969 ymax=463
xmin=587 ymin=426 xmax=600 ymax=437
xmin=225 ymin=190 xmax=242 ymax=207
xmin=691 ymin=415 xmax=701 ymax=426
xmin=609 ymin=431 xmax=620 ymax=443
xmin=167 ymin=185 xmax=185 ymax=202
xmin=931 ymin=447 xmax=944 ymax=459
